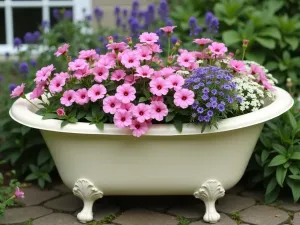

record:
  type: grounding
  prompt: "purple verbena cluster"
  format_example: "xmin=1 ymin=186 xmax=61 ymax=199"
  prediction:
xmin=205 ymin=12 xmax=219 ymax=34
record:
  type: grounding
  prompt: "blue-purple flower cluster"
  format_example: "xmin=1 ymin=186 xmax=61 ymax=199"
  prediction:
xmin=188 ymin=11 xmax=219 ymax=36
xmin=185 ymin=66 xmax=242 ymax=126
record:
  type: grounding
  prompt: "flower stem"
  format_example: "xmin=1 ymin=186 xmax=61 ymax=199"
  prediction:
xmin=24 ymin=97 xmax=40 ymax=110
xmin=167 ymin=34 xmax=171 ymax=59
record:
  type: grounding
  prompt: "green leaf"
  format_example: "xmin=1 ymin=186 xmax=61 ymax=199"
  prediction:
xmin=265 ymin=177 xmax=277 ymax=195
xmin=96 ymin=122 xmax=104 ymax=131
xmin=272 ymin=143 xmax=287 ymax=155
xmin=38 ymin=178 xmax=45 ymax=188
xmin=259 ymin=135 xmax=272 ymax=148
xmin=287 ymin=111 xmax=297 ymax=130
xmin=291 ymin=152 xmax=300 ymax=160
xmin=29 ymin=164 xmax=39 ymax=173
xmin=289 ymin=175 xmax=300 ymax=180
xmin=42 ymin=113 xmax=58 ymax=120
xmin=68 ymin=117 xmax=77 ymax=123
xmin=287 ymin=179 xmax=300 ymax=202
xmin=77 ymin=111 xmax=86 ymax=120
xmin=276 ymin=166 xmax=287 ymax=187
xmin=37 ymin=149 xmax=51 ymax=166
xmin=285 ymin=36 xmax=299 ymax=50
xmin=139 ymin=97 xmax=148 ymax=103
xmin=264 ymin=166 xmax=276 ymax=177
xmin=261 ymin=150 xmax=270 ymax=163
xmin=264 ymin=186 xmax=280 ymax=204
xmin=21 ymin=126 xmax=31 ymax=136
xmin=42 ymin=173 xmax=52 ymax=183
xmin=61 ymin=120 xmax=69 ymax=128
xmin=85 ymin=117 xmax=93 ymax=122
xmin=222 ymin=30 xmax=241 ymax=46
xmin=255 ymin=37 xmax=276 ymax=49
xmin=289 ymin=165 xmax=300 ymax=175
xmin=268 ymin=155 xmax=288 ymax=167
xmin=174 ymin=119 xmax=183 ymax=133
xmin=246 ymin=51 xmax=266 ymax=65
xmin=25 ymin=173 xmax=38 ymax=181
xmin=258 ymin=27 xmax=281 ymax=40
xmin=166 ymin=113 xmax=176 ymax=123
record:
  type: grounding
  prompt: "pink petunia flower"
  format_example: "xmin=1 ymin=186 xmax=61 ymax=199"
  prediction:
xmin=148 ymin=43 xmax=162 ymax=53
xmin=103 ymin=96 xmax=121 ymax=114
xmin=150 ymin=96 xmax=164 ymax=103
xmin=230 ymin=60 xmax=246 ymax=73
xmin=35 ymin=64 xmax=55 ymax=84
xmin=68 ymin=59 xmax=88 ymax=71
xmin=30 ymin=84 xmax=45 ymax=100
xmin=49 ymin=76 xmax=66 ymax=93
xmin=250 ymin=64 xmax=264 ymax=76
xmin=75 ymin=88 xmax=89 ymax=105
xmin=149 ymin=77 xmax=169 ymax=96
xmin=73 ymin=66 xmax=89 ymax=80
xmin=93 ymin=66 xmax=109 ymax=83
xmin=151 ymin=101 xmax=168 ymax=121
xmin=135 ymin=65 xmax=154 ymax=78
xmin=130 ymin=119 xmax=149 ymax=137
xmin=60 ymin=90 xmax=76 ymax=107
xmin=124 ymin=75 xmax=137 ymax=85
xmin=160 ymin=26 xmax=177 ymax=34
xmin=10 ymin=83 xmax=25 ymax=98
xmin=136 ymin=45 xmax=152 ymax=60
xmin=166 ymin=75 xmax=185 ymax=90
xmin=174 ymin=88 xmax=195 ymax=109
xmin=188 ymin=62 xmax=199 ymax=70
xmin=160 ymin=67 xmax=175 ymax=78
xmin=193 ymin=38 xmax=212 ymax=46
xmin=177 ymin=52 xmax=196 ymax=67
xmin=139 ymin=32 xmax=159 ymax=44
xmin=56 ymin=108 xmax=65 ymax=117
xmin=55 ymin=72 xmax=70 ymax=80
xmin=115 ymin=84 xmax=136 ymax=104
xmin=78 ymin=49 xmax=97 ymax=60
xmin=14 ymin=187 xmax=24 ymax=199
xmin=133 ymin=103 xmax=151 ymax=123
xmin=113 ymin=109 xmax=132 ymax=128
xmin=120 ymin=102 xmax=135 ymax=111
xmin=121 ymin=51 xmax=140 ymax=68
xmin=106 ymin=42 xmax=128 ymax=52
xmin=111 ymin=69 xmax=126 ymax=81
xmin=54 ymin=43 xmax=69 ymax=57
xmin=259 ymin=73 xmax=275 ymax=91
xmin=88 ymin=84 xmax=107 ymax=102
xmin=208 ymin=42 xmax=228 ymax=56
xmin=96 ymin=55 xmax=116 ymax=69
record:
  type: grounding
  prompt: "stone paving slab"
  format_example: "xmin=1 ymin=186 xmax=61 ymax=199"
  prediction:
xmin=33 ymin=213 xmax=81 ymax=225
xmin=113 ymin=208 xmax=178 ymax=225
xmin=189 ymin=213 xmax=237 ymax=225
xmin=0 ymin=206 xmax=52 ymax=224
xmin=16 ymin=186 xmax=60 ymax=206
xmin=44 ymin=194 xmax=83 ymax=212
xmin=276 ymin=199 xmax=300 ymax=212
xmin=240 ymin=190 xmax=264 ymax=202
xmin=167 ymin=204 xmax=204 ymax=219
xmin=293 ymin=212 xmax=300 ymax=225
xmin=240 ymin=205 xmax=290 ymax=225
xmin=217 ymin=194 xmax=256 ymax=214
xmin=53 ymin=183 xmax=72 ymax=193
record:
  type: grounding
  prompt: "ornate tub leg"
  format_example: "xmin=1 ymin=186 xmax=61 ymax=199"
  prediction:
xmin=73 ymin=179 xmax=103 ymax=223
xmin=194 ymin=180 xmax=225 ymax=224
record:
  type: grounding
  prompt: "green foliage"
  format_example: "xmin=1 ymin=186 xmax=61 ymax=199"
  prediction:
xmin=176 ymin=216 xmax=191 ymax=225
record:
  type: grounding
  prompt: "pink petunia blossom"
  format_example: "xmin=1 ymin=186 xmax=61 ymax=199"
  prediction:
xmin=56 ymin=108 xmax=65 ymax=117
xmin=130 ymin=119 xmax=149 ymax=137
xmin=133 ymin=103 xmax=151 ymax=123
xmin=55 ymin=72 xmax=70 ymax=80
xmin=193 ymin=38 xmax=212 ymax=46
xmin=149 ymin=77 xmax=169 ymax=96
xmin=14 ymin=187 xmax=24 ymax=199
xmin=113 ymin=109 xmax=132 ymax=128
xmin=208 ymin=42 xmax=228 ymax=56
xmin=96 ymin=55 xmax=116 ymax=69
xmin=124 ymin=75 xmax=137 ymax=85
xmin=54 ymin=43 xmax=69 ymax=57
xmin=187 ymin=62 xmax=199 ymax=70
xmin=73 ymin=66 xmax=89 ymax=80
xmin=259 ymin=73 xmax=275 ymax=91
xmin=68 ymin=59 xmax=88 ymax=71
xmin=152 ymin=71 xmax=162 ymax=79
xmin=115 ymin=84 xmax=136 ymax=104
xmin=88 ymin=84 xmax=107 ymax=102
xmin=30 ymin=84 xmax=45 ymax=100
xmin=135 ymin=65 xmax=154 ymax=78
xmin=160 ymin=67 xmax=175 ymax=78
xmin=103 ymin=96 xmax=121 ymax=114
xmin=75 ymin=88 xmax=89 ymax=105
xmin=230 ymin=60 xmax=246 ymax=73
xmin=106 ymin=42 xmax=128 ymax=52
xmin=136 ymin=45 xmax=152 ymax=60
xmin=139 ymin=32 xmax=159 ymax=44
xmin=148 ymin=43 xmax=162 ymax=53
xmin=78 ymin=49 xmax=97 ymax=60
xmin=60 ymin=90 xmax=76 ymax=107
xmin=250 ymin=64 xmax=264 ymax=76
xmin=160 ymin=26 xmax=177 ymax=34
xmin=111 ymin=69 xmax=126 ymax=81
xmin=120 ymin=102 xmax=135 ymax=111
xmin=151 ymin=101 xmax=168 ymax=121
xmin=93 ymin=66 xmax=109 ymax=83
xmin=49 ymin=76 xmax=66 ymax=93
xmin=177 ymin=52 xmax=196 ymax=67
xmin=10 ymin=83 xmax=25 ymax=98
xmin=174 ymin=88 xmax=195 ymax=109
xmin=35 ymin=64 xmax=55 ymax=83
xmin=121 ymin=51 xmax=140 ymax=68
xmin=166 ymin=75 xmax=185 ymax=90
xmin=151 ymin=96 xmax=164 ymax=103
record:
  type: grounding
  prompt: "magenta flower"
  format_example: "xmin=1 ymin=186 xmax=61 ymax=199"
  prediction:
xmin=75 ymin=88 xmax=89 ymax=105
xmin=135 ymin=65 xmax=154 ymax=78
xmin=68 ymin=59 xmax=88 ymax=71
xmin=10 ymin=83 xmax=25 ymax=98
xmin=151 ymin=101 xmax=168 ymax=121
xmin=56 ymin=108 xmax=65 ymax=117
xmin=148 ymin=43 xmax=162 ymax=53
xmin=150 ymin=77 xmax=169 ymax=96
xmin=78 ymin=49 xmax=97 ymax=60
xmin=260 ymin=73 xmax=275 ymax=91
xmin=30 ymin=84 xmax=44 ymax=100
xmin=230 ymin=60 xmax=246 ymax=73
xmin=120 ymin=102 xmax=134 ymax=111
xmin=160 ymin=26 xmax=177 ymax=34
xmin=113 ymin=109 xmax=132 ymax=128
xmin=93 ymin=66 xmax=109 ymax=83
xmin=103 ymin=96 xmax=121 ymax=114
xmin=136 ymin=45 xmax=152 ymax=60
xmin=121 ymin=51 xmax=140 ymax=68
xmin=35 ymin=64 xmax=55 ymax=84
xmin=60 ymin=90 xmax=76 ymax=107
xmin=111 ymin=70 xmax=126 ymax=81
xmin=139 ymin=32 xmax=159 ymax=44
xmin=208 ymin=42 xmax=228 ymax=56
xmin=115 ymin=84 xmax=136 ymax=104
xmin=54 ymin=43 xmax=70 ymax=57
xmin=130 ymin=119 xmax=149 ymax=137
xmin=96 ymin=55 xmax=116 ymax=69
xmin=14 ymin=187 xmax=24 ymax=199
xmin=160 ymin=67 xmax=175 ymax=78
xmin=193 ymin=38 xmax=212 ymax=46
xmin=74 ymin=66 xmax=89 ymax=80
xmin=250 ymin=64 xmax=264 ymax=75
xmin=150 ymin=96 xmax=164 ymax=103
xmin=55 ymin=72 xmax=70 ymax=80
xmin=177 ymin=52 xmax=196 ymax=67
xmin=49 ymin=76 xmax=66 ymax=93
xmin=174 ymin=88 xmax=195 ymax=109
xmin=133 ymin=103 xmax=151 ymax=123
xmin=166 ymin=75 xmax=185 ymax=90
xmin=87 ymin=84 xmax=107 ymax=102
xmin=106 ymin=42 xmax=128 ymax=52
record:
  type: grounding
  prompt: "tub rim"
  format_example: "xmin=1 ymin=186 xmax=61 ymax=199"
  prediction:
xmin=9 ymin=87 xmax=294 ymax=136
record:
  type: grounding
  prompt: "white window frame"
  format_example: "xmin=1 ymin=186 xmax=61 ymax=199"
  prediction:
xmin=0 ymin=0 xmax=92 ymax=54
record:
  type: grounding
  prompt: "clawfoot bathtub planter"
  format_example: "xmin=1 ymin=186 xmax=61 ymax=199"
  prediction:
xmin=10 ymin=87 xmax=293 ymax=223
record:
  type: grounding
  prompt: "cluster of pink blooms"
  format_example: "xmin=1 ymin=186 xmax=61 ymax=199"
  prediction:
xmin=10 ymin=26 xmax=275 ymax=137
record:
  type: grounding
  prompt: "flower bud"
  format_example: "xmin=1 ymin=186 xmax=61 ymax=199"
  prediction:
xmin=286 ymin=78 xmax=293 ymax=88
xmin=228 ymin=52 xmax=234 ymax=58
xmin=126 ymin=37 xmax=132 ymax=46
xmin=243 ymin=39 xmax=249 ymax=48
xmin=107 ymin=36 xmax=114 ymax=44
